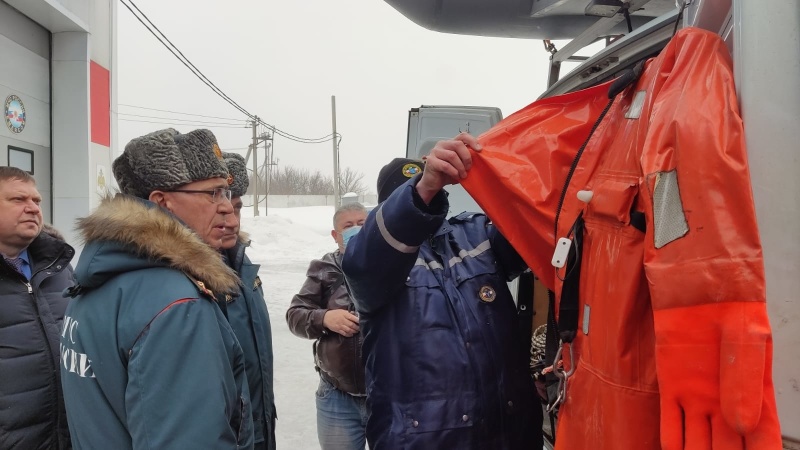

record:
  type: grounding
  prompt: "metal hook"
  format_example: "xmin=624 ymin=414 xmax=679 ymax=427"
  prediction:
xmin=547 ymin=344 xmax=576 ymax=412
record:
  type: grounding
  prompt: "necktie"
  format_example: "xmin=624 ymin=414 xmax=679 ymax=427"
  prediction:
xmin=4 ymin=257 xmax=26 ymax=276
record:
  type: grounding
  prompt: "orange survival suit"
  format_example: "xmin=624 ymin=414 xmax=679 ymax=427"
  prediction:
xmin=462 ymin=28 xmax=782 ymax=449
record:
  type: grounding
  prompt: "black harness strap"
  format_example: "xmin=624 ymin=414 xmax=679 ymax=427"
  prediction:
xmin=541 ymin=61 xmax=647 ymax=424
xmin=517 ymin=270 xmax=536 ymax=354
xmin=557 ymin=213 xmax=585 ymax=344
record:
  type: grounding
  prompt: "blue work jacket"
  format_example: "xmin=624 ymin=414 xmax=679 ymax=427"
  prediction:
xmin=343 ymin=177 xmax=541 ymax=450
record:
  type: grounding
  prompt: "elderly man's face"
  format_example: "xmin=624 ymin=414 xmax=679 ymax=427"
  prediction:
xmin=219 ymin=196 xmax=243 ymax=250
xmin=154 ymin=177 xmax=238 ymax=250
xmin=0 ymin=178 xmax=43 ymax=256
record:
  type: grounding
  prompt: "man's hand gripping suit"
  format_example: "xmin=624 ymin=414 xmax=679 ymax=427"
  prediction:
xmin=462 ymin=28 xmax=782 ymax=450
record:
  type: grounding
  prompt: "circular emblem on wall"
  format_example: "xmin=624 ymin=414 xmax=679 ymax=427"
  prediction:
xmin=4 ymin=95 xmax=26 ymax=134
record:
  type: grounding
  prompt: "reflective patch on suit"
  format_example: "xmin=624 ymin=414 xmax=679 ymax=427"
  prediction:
xmin=447 ymin=240 xmax=491 ymax=268
xmin=625 ymin=90 xmax=647 ymax=119
xmin=652 ymin=170 xmax=689 ymax=248
xmin=415 ymin=257 xmax=443 ymax=271
xmin=582 ymin=305 xmax=590 ymax=335
xmin=478 ymin=285 xmax=497 ymax=303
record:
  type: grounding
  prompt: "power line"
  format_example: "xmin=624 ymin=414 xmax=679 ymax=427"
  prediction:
xmin=119 ymin=0 xmax=254 ymax=119
xmin=254 ymin=119 xmax=337 ymax=144
xmin=119 ymin=104 xmax=245 ymax=121
xmin=119 ymin=118 xmax=247 ymax=129
xmin=119 ymin=112 xmax=246 ymax=126
xmin=120 ymin=0 xmax=343 ymax=144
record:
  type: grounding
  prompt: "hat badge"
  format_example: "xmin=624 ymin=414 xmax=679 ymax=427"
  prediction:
xmin=212 ymin=143 xmax=223 ymax=160
xmin=402 ymin=163 xmax=422 ymax=178
xmin=478 ymin=285 xmax=496 ymax=303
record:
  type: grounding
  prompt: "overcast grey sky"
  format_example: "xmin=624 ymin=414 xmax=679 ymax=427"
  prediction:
xmin=117 ymin=0 xmax=556 ymax=193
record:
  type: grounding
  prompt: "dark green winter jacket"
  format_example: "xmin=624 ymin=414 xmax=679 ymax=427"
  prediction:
xmin=60 ymin=195 xmax=254 ymax=449
xmin=224 ymin=236 xmax=276 ymax=449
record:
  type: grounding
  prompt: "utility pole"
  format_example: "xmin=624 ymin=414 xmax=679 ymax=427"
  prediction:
xmin=262 ymin=129 xmax=273 ymax=216
xmin=251 ymin=117 xmax=260 ymax=216
xmin=331 ymin=96 xmax=340 ymax=208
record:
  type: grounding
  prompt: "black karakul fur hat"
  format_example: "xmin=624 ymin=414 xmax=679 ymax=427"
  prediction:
xmin=112 ymin=128 xmax=229 ymax=199
xmin=222 ymin=152 xmax=249 ymax=198
xmin=377 ymin=157 xmax=424 ymax=203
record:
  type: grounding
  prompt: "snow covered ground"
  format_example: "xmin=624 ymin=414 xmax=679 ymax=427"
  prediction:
xmin=240 ymin=205 xmax=337 ymax=449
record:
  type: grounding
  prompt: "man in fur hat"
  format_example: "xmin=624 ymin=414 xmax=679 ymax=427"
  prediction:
xmin=60 ymin=129 xmax=254 ymax=449
xmin=220 ymin=152 xmax=276 ymax=450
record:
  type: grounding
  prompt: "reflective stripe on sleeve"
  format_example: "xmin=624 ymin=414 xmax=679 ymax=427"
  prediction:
xmin=376 ymin=206 xmax=420 ymax=254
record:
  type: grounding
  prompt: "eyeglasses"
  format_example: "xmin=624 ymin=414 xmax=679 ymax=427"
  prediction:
xmin=169 ymin=187 xmax=232 ymax=204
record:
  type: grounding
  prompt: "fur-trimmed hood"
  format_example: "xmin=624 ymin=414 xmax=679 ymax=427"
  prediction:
xmin=74 ymin=194 xmax=240 ymax=297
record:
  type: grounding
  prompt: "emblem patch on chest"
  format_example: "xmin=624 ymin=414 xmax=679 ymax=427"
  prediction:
xmin=478 ymin=285 xmax=496 ymax=303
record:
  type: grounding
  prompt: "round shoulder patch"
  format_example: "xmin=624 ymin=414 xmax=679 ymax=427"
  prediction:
xmin=478 ymin=285 xmax=497 ymax=303
xmin=402 ymin=163 xmax=422 ymax=178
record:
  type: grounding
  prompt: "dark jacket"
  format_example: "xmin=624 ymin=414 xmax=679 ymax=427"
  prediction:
xmin=60 ymin=195 xmax=254 ymax=450
xmin=0 ymin=228 xmax=74 ymax=450
xmin=342 ymin=177 xmax=542 ymax=450
xmin=224 ymin=237 xmax=276 ymax=449
xmin=286 ymin=251 xmax=366 ymax=395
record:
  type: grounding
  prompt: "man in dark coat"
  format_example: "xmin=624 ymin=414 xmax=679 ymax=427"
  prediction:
xmin=342 ymin=135 xmax=543 ymax=449
xmin=221 ymin=152 xmax=277 ymax=450
xmin=0 ymin=166 xmax=75 ymax=450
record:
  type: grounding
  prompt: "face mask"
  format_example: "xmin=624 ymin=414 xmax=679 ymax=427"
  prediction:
xmin=342 ymin=226 xmax=362 ymax=248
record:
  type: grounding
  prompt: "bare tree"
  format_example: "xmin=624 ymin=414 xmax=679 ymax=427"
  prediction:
xmin=261 ymin=165 xmax=333 ymax=195
xmin=339 ymin=167 xmax=367 ymax=195
xmin=247 ymin=164 xmax=366 ymax=195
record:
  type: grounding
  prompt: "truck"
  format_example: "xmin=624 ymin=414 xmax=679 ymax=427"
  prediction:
xmin=397 ymin=0 xmax=799 ymax=448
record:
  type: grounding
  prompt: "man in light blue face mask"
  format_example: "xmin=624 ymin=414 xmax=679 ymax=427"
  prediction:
xmin=286 ymin=202 xmax=369 ymax=450
xmin=342 ymin=225 xmax=361 ymax=247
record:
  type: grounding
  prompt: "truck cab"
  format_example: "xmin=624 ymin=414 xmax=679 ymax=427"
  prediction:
xmin=397 ymin=1 xmax=799 ymax=447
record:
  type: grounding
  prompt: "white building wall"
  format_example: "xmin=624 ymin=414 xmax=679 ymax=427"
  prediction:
xmin=3 ymin=0 xmax=115 ymax=255
xmin=0 ymin=2 xmax=53 ymax=219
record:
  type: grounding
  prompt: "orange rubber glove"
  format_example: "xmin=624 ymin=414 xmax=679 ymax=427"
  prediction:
xmin=653 ymin=303 xmax=780 ymax=449
xmin=639 ymin=29 xmax=783 ymax=449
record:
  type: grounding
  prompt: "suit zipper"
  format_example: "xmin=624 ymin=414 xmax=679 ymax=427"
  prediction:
xmin=26 ymin=249 xmax=66 ymax=447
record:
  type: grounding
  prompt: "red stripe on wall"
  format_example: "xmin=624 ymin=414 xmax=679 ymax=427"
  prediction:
xmin=90 ymin=61 xmax=111 ymax=147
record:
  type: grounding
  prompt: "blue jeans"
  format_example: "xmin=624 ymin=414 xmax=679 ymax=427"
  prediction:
xmin=316 ymin=377 xmax=369 ymax=450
